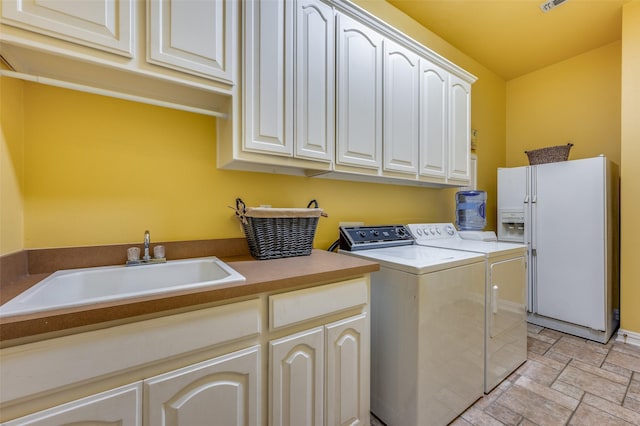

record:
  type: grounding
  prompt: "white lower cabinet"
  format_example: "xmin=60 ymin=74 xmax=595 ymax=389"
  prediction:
xmin=1 ymin=382 xmax=142 ymax=426
xmin=269 ymin=277 xmax=370 ymax=426
xmin=0 ymin=277 xmax=370 ymax=426
xmin=270 ymin=327 xmax=325 ymax=426
xmin=1 ymin=346 xmax=261 ymax=426
xmin=325 ymin=314 xmax=369 ymax=426
xmin=145 ymin=346 xmax=260 ymax=426
xmin=269 ymin=316 xmax=369 ymax=426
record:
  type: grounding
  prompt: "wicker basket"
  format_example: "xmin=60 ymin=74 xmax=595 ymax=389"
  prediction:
xmin=525 ymin=143 xmax=573 ymax=165
xmin=234 ymin=199 xmax=327 ymax=260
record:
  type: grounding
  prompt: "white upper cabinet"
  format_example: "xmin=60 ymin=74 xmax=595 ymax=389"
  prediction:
xmin=242 ymin=0 xmax=293 ymax=156
xmin=1 ymin=0 xmax=236 ymax=118
xmin=1 ymin=0 xmax=133 ymax=56
xmin=419 ymin=60 xmax=448 ymax=181
xmin=148 ymin=0 xmax=235 ymax=83
xmin=383 ymin=39 xmax=420 ymax=176
xmin=335 ymin=12 xmax=383 ymax=171
xmin=219 ymin=0 xmax=476 ymax=186
xmin=448 ymin=74 xmax=472 ymax=184
xmin=294 ymin=0 xmax=335 ymax=163
xmin=239 ymin=0 xmax=334 ymax=165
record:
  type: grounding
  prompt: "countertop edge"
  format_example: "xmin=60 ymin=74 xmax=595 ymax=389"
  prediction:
xmin=0 ymin=250 xmax=379 ymax=346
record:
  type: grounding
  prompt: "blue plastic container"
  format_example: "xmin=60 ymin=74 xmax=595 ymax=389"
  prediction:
xmin=456 ymin=190 xmax=486 ymax=230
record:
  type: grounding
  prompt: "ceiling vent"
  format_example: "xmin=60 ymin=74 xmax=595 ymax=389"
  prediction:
xmin=540 ymin=0 xmax=568 ymax=13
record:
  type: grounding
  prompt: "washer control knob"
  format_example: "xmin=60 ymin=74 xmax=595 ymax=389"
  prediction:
xmin=445 ymin=225 xmax=455 ymax=236
xmin=358 ymin=231 xmax=367 ymax=238
xmin=372 ymin=230 xmax=379 ymax=237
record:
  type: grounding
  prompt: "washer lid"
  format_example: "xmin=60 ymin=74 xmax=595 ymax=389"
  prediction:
xmin=415 ymin=239 xmax=526 ymax=258
xmin=339 ymin=245 xmax=483 ymax=274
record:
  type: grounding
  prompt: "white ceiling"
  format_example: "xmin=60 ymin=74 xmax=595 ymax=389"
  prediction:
xmin=385 ymin=0 xmax=630 ymax=80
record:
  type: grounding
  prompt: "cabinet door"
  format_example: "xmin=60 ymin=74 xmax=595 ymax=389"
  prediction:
xmin=1 ymin=0 xmax=133 ymax=56
xmin=144 ymin=346 xmax=260 ymax=426
xmin=325 ymin=314 xmax=369 ymax=426
xmin=148 ymin=0 xmax=236 ymax=82
xmin=383 ymin=39 xmax=419 ymax=175
xmin=448 ymin=74 xmax=472 ymax=184
xmin=270 ymin=327 xmax=324 ymax=426
xmin=2 ymin=382 xmax=142 ymax=426
xmin=336 ymin=13 xmax=383 ymax=170
xmin=243 ymin=0 xmax=294 ymax=156
xmin=419 ymin=60 xmax=448 ymax=180
xmin=294 ymin=0 xmax=334 ymax=163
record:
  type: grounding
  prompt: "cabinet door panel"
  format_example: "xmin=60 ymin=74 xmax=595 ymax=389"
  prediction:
xmin=419 ymin=61 xmax=448 ymax=179
xmin=448 ymin=75 xmax=471 ymax=183
xmin=270 ymin=327 xmax=324 ymax=426
xmin=243 ymin=0 xmax=293 ymax=156
xmin=294 ymin=0 xmax=334 ymax=162
xmin=325 ymin=314 xmax=369 ymax=426
xmin=2 ymin=382 xmax=142 ymax=426
xmin=1 ymin=0 xmax=133 ymax=56
xmin=148 ymin=0 xmax=235 ymax=82
xmin=145 ymin=346 xmax=260 ymax=426
xmin=383 ymin=40 xmax=419 ymax=175
xmin=336 ymin=13 xmax=383 ymax=170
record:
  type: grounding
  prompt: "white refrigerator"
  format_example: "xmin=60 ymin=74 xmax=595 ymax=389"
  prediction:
xmin=497 ymin=156 xmax=619 ymax=343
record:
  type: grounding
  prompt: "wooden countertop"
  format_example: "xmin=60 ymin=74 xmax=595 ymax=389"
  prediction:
xmin=0 ymin=250 xmax=379 ymax=346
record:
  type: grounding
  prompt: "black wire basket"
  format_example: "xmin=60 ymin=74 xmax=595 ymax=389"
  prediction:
xmin=234 ymin=198 xmax=327 ymax=260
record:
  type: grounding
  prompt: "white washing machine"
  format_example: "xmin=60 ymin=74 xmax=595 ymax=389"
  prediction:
xmin=407 ymin=223 xmax=527 ymax=393
xmin=339 ymin=226 xmax=485 ymax=426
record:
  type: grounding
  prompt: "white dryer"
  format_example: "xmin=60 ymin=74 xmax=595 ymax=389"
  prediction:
xmin=339 ymin=225 xmax=485 ymax=426
xmin=407 ymin=223 xmax=527 ymax=393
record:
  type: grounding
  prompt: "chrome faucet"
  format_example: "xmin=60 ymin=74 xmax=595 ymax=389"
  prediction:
xmin=143 ymin=230 xmax=151 ymax=261
xmin=126 ymin=230 xmax=165 ymax=266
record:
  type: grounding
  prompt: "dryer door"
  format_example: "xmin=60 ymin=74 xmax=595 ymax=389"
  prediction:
xmin=486 ymin=256 xmax=527 ymax=392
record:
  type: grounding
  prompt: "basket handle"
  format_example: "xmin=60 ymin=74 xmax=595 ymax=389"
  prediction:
xmin=307 ymin=199 xmax=328 ymax=217
xmin=234 ymin=198 xmax=248 ymax=224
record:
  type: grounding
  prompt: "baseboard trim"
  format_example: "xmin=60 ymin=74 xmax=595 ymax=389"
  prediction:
xmin=616 ymin=329 xmax=640 ymax=348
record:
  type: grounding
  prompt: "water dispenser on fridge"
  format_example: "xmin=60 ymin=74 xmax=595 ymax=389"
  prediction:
xmin=498 ymin=209 xmax=525 ymax=242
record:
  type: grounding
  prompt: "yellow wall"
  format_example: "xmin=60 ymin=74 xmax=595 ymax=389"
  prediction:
xmin=505 ymin=41 xmax=622 ymax=167
xmin=620 ymin=1 xmax=640 ymax=335
xmin=0 ymin=1 xmax=507 ymax=253
xmin=16 ymin=83 xmax=451 ymax=250
xmin=0 ymin=76 xmax=25 ymax=255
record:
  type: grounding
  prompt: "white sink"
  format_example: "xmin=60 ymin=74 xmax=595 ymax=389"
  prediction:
xmin=0 ymin=257 xmax=245 ymax=318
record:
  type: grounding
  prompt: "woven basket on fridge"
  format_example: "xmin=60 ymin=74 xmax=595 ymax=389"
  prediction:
xmin=234 ymin=198 xmax=327 ymax=260
xmin=524 ymin=143 xmax=573 ymax=165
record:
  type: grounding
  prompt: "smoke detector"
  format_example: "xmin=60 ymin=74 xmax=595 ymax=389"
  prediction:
xmin=540 ymin=0 xmax=568 ymax=13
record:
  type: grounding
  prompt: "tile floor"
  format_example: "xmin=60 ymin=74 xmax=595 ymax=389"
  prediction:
xmin=371 ymin=324 xmax=640 ymax=425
